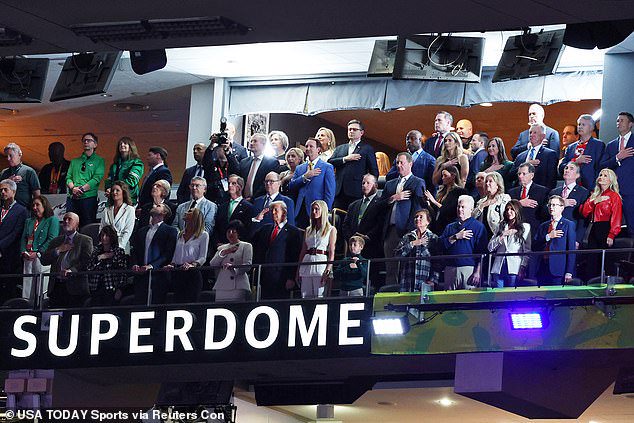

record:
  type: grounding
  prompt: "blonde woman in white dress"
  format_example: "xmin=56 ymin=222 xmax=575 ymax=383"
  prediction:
xmin=100 ymin=181 xmax=135 ymax=253
xmin=297 ymin=200 xmax=337 ymax=298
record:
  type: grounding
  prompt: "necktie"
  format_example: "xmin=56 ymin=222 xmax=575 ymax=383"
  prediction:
xmin=195 ymin=165 xmax=203 ymax=177
xmin=308 ymin=161 xmax=314 ymax=171
xmin=396 ymin=177 xmax=406 ymax=194
xmin=270 ymin=224 xmax=279 ymax=243
xmin=546 ymin=220 xmax=555 ymax=251
xmin=245 ymin=157 xmax=259 ymax=198
xmin=562 ymin=185 xmax=569 ymax=199
xmin=358 ymin=197 xmax=370 ymax=223
xmin=527 ymin=147 xmax=535 ymax=162
xmin=620 ymin=135 xmax=627 ymax=151
xmin=434 ymin=135 xmax=443 ymax=155
xmin=521 ymin=186 xmax=527 ymax=200
xmin=228 ymin=199 xmax=238 ymax=222
xmin=189 ymin=200 xmax=197 ymax=210
xmin=263 ymin=195 xmax=271 ymax=209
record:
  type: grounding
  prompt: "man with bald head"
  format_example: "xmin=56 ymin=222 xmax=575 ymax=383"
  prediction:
xmin=42 ymin=212 xmax=93 ymax=308
xmin=386 ymin=130 xmax=436 ymax=194
xmin=176 ymin=142 xmax=207 ymax=204
xmin=511 ymin=104 xmax=560 ymax=159
xmin=456 ymin=119 xmax=473 ymax=151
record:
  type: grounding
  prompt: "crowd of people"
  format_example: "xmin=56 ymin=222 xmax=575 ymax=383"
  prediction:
xmin=0 ymin=104 xmax=632 ymax=307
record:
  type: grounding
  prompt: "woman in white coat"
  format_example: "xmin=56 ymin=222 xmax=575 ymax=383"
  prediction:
xmin=473 ymin=172 xmax=511 ymax=240
xmin=210 ymin=220 xmax=253 ymax=302
xmin=100 ymin=181 xmax=135 ymax=253
xmin=488 ymin=200 xmax=531 ymax=287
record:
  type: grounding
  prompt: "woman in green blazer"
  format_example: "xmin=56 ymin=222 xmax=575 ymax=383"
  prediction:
xmin=20 ymin=196 xmax=59 ymax=302
xmin=105 ymin=136 xmax=144 ymax=205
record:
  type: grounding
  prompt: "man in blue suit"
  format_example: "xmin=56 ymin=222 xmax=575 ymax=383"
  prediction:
xmin=534 ymin=195 xmax=576 ymax=285
xmin=465 ymin=132 xmax=489 ymax=195
xmin=511 ymin=104 xmax=560 ymax=159
xmin=132 ymin=203 xmax=178 ymax=304
xmin=423 ymin=111 xmax=453 ymax=158
xmin=328 ymin=119 xmax=379 ymax=210
xmin=291 ymin=138 xmax=335 ymax=228
xmin=511 ymin=124 xmax=559 ymax=189
xmin=0 ymin=179 xmax=28 ymax=304
xmin=386 ymin=129 xmax=436 ymax=194
xmin=559 ymin=114 xmax=605 ymax=192
xmin=252 ymin=171 xmax=295 ymax=232
xmin=379 ymin=152 xmax=426 ymax=285
xmin=549 ymin=162 xmax=589 ymax=246
xmin=600 ymin=111 xmax=634 ymax=237
xmin=172 ymin=176 xmax=217 ymax=234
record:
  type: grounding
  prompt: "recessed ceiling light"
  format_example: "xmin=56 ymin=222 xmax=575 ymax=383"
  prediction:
xmin=101 ymin=93 xmax=112 ymax=97
xmin=436 ymin=398 xmax=454 ymax=407
xmin=569 ymin=99 xmax=581 ymax=102
xmin=479 ymin=102 xmax=493 ymax=107
xmin=0 ymin=107 xmax=19 ymax=115
xmin=113 ymin=103 xmax=150 ymax=112
xmin=397 ymin=107 xmax=406 ymax=111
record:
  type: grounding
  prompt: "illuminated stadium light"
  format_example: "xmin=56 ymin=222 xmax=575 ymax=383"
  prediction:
xmin=509 ymin=312 xmax=546 ymax=329
xmin=371 ymin=315 xmax=410 ymax=335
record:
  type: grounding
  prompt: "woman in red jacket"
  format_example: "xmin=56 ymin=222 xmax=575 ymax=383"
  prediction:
xmin=581 ymin=168 xmax=623 ymax=279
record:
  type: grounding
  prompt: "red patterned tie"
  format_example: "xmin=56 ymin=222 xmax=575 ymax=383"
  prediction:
xmin=521 ymin=186 xmax=527 ymax=200
xmin=270 ymin=224 xmax=279 ymax=244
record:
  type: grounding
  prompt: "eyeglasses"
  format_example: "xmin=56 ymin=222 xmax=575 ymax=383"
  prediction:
xmin=264 ymin=180 xmax=280 ymax=184
xmin=83 ymin=138 xmax=95 ymax=143
xmin=190 ymin=184 xmax=204 ymax=188
xmin=548 ymin=203 xmax=564 ymax=208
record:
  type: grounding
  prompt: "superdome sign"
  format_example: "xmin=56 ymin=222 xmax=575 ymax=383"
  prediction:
xmin=0 ymin=299 xmax=371 ymax=370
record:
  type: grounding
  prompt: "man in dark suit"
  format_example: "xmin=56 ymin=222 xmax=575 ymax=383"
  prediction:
xmin=215 ymin=175 xmax=255 ymax=247
xmin=252 ymin=201 xmax=302 ymax=300
xmin=549 ymin=162 xmax=589 ymax=246
xmin=39 ymin=142 xmax=70 ymax=194
xmin=533 ymin=195 xmax=577 ymax=285
xmin=511 ymin=104 xmax=560 ymax=159
xmin=138 ymin=146 xmax=173 ymax=206
xmin=41 ymin=212 xmax=93 ymax=308
xmin=600 ymin=111 xmax=634 ymax=237
xmin=176 ymin=142 xmax=207 ymax=204
xmin=328 ymin=119 xmax=379 ymax=210
xmin=230 ymin=133 xmax=279 ymax=201
xmin=509 ymin=163 xmax=550 ymax=277
xmin=423 ymin=111 xmax=453 ymax=158
xmin=0 ymin=179 xmax=29 ymax=304
xmin=465 ymin=132 xmax=489 ymax=195
xmin=559 ymin=114 xmax=605 ymax=192
xmin=379 ymin=152 xmax=426 ymax=285
xmin=131 ymin=204 xmax=178 ymax=305
xmin=386 ymin=129 xmax=436 ymax=194
xmin=511 ymin=124 xmax=559 ymax=189
xmin=291 ymin=138 xmax=335 ymax=228
xmin=342 ymin=174 xmax=385 ymax=286
xmin=252 ymin=171 xmax=295 ymax=232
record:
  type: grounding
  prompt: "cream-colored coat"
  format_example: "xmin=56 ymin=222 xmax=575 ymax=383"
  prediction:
xmin=210 ymin=241 xmax=253 ymax=292
xmin=473 ymin=194 xmax=511 ymax=237
xmin=487 ymin=222 xmax=531 ymax=274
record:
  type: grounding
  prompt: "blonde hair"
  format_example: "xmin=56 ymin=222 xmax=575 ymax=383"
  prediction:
xmin=484 ymin=172 xmax=506 ymax=198
xmin=307 ymin=200 xmax=332 ymax=237
xmin=438 ymin=132 xmax=465 ymax=164
xmin=316 ymin=127 xmax=336 ymax=154
xmin=182 ymin=207 xmax=205 ymax=239
xmin=590 ymin=168 xmax=620 ymax=201
xmin=375 ymin=151 xmax=391 ymax=176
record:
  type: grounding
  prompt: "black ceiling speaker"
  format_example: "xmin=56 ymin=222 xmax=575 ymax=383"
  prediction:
xmin=130 ymin=49 xmax=167 ymax=75
xmin=564 ymin=19 xmax=634 ymax=49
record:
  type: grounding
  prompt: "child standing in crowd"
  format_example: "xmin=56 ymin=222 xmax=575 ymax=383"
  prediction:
xmin=334 ymin=236 xmax=368 ymax=297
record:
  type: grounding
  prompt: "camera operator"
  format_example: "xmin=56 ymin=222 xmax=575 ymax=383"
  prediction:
xmin=202 ymin=119 xmax=247 ymax=204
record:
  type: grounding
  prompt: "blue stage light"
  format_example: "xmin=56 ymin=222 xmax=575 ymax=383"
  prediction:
xmin=510 ymin=312 xmax=544 ymax=329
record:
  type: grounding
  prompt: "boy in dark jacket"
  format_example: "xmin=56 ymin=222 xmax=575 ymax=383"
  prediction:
xmin=334 ymin=236 xmax=368 ymax=296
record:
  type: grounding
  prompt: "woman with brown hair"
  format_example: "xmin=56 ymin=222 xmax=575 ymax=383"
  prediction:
xmin=105 ymin=136 xmax=144 ymax=205
xmin=424 ymin=165 xmax=467 ymax=234
xmin=100 ymin=180 xmax=135 ymax=253
xmin=480 ymin=137 xmax=514 ymax=188
xmin=87 ymin=225 xmax=129 ymax=306
xmin=488 ymin=200 xmax=531 ymax=287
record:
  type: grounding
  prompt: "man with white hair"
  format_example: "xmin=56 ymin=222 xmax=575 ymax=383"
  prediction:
xmin=511 ymin=123 xmax=558 ymax=189
xmin=559 ymin=114 xmax=605 ymax=191
xmin=0 ymin=143 xmax=40 ymax=207
xmin=173 ymin=176 xmax=217 ymax=234
xmin=0 ymin=178 xmax=29 ymax=303
xmin=439 ymin=195 xmax=487 ymax=290
xmin=511 ymin=104 xmax=560 ymax=159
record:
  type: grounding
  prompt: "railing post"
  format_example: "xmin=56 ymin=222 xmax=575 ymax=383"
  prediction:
xmin=256 ymin=265 xmax=262 ymax=302
xmin=146 ymin=269 xmax=153 ymax=306
xmin=600 ymin=249 xmax=606 ymax=284
xmin=365 ymin=259 xmax=372 ymax=298
xmin=487 ymin=253 xmax=493 ymax=288
xmin=479 ymin=254 xmax=485 ymax=289
xmin=38 ymin=271 xmax=45 ymax=310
